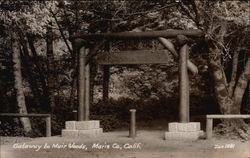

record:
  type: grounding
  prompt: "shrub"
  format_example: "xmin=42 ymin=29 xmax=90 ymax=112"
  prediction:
xmin=0 ymin=118 xmax=25 ymax=136
xmin=90 ymin=96 xmax=181 ymax=131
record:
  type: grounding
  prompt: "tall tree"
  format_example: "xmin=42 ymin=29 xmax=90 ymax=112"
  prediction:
xmin=18 ymin=32 xmax=41 ymax=108
xmin=166 ymin=0 xmax=250 ymax=114
xmin=177 ymin=0 xmax=250 ymax=138
xmin=12 ymin=37 xmax=32 ymax=134
xmin=46 ymin=22 xmax=56 ymax=110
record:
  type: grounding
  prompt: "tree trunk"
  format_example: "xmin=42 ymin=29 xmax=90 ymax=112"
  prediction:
xmin=89 ymin=63 xmax=96 ymax=106
xmin=69 ymin=40 xmax=79 ymax=109
xmin=12 ymin=39 xmax=32 ymax=134
xmin=103 ymin=65 xmax=110 ymax=104
xmin=228 ymin=51 xmax=239 ymax=97
xmin=208 ymin=44 xmax=250 ymax=140
xmin=232 ymin=56 xmax=250 ymax=113
xmin=46 ymin=23 xmax=56 ymax=110
xmin=19 ymin=32 xmax=41 ymax=108
xmin=209 ymin=50 xmax=250 ymax=114
xmin=208 ymin=47 xmax=234 ymax=114
xmin=0 ymin=80 xmax=9 ymax=112
xmin=27 ymin=34 xmax=51 ymax=111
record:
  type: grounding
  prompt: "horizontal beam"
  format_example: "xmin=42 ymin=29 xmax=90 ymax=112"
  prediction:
xmin=206 ymin=115 xmax=250 ymax=119
xmin=71 ymin=30 xmax=204 ymax=41
xmin=96 ymin=50 xmax=172 ymax=65
xmin=0 ymin=113 xmax=51 ymax=117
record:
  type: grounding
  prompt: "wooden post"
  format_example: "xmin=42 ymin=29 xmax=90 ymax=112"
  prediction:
xmin=45 ymin=116 xmax=51 ymax=137
xmin=186 ymin=45 xmax=190 ymax=122
xmin=103 ymin=65 xmax=110 ymax=103
xmin=179 ymin=44 xmax=190 ymax=123
xmin=206 ymin=118 xmax=213 ymax=139
xmin=72 ymin=110 xmax=77 ymax=121
xmin=85 ymin=48 xmax=90 ymax=120
xmin=129 ymin=109 xmax=136 ymax=139
xmin=89 ymin=63 xmax=96 ymax=106
xmin=78 ymin=47 xmax=86 ymax=121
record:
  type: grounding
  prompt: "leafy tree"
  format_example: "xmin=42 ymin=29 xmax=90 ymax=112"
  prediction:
xmin=175 ymin=0 xmax=250 ymax=139
xmin=12 ymin=36 xmax=32 ymax=134
xmin=175 ymin=1 xmax=250 ymax=114
xmin=0 ymin=0 xmax=249 ymax=138
xmin=0 ymin=0 xmax=56 ymax=134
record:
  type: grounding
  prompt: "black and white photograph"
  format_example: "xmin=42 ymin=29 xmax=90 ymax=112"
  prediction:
xmin=0 ymin=0 xmax=250 ymax=158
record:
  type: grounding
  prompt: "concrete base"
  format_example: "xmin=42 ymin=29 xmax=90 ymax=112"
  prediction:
xmin=65 ymin=120 xmax=100 ymax=130
xmin=76 ymin=121 xmax=100 ymax=130
xmin=65 ymin=121 xmax=76 ymax=129
xmin=79 ymin=128 xmax=103 ymax=136
xmin=62 ymin=120 xmax=103 ymax=137
xmin=165 ymin=122 xmax=204 ymax=140
xmin=62 ymin=128 xmax=103 ymax=137
xmin=61 ymin=129 xmax=78 ymax=137
xmin=165 ymin=131 xmax=204 ymax=140
xmin=168 ymin=122 xmax=201 ymax=132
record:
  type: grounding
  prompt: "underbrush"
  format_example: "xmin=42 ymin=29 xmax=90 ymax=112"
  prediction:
xmin=0 ymin=96 xmax=221 ymax=137
xmin=214 ymin=119 xmax=250 ymax=141
xmin=90 ymin=97 xmax=179 ymax=131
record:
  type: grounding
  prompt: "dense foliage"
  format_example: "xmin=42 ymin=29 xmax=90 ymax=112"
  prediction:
xmin=0 ymin=1 xmax=249 ymax=138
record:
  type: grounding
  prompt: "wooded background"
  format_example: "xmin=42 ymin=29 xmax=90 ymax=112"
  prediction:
xmin=0 ymin=0 xmax=249 ymax=139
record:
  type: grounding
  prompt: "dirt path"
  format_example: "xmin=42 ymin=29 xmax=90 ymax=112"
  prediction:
xmin=1 ymin=130 xmax=249 ymax=158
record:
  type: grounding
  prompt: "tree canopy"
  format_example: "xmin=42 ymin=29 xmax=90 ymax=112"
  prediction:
xmin=0 ymin=0 xmax=249 ymax=138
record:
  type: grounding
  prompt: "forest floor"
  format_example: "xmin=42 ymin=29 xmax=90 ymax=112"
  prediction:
xmin=1 ymin=128 xmax=250 ymax=158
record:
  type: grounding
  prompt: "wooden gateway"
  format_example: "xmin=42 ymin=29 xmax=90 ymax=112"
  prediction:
xmin=65 ymin=30 xmax=205 ymax=140
xmin=70 ymin=29 xmax=204 ymax=122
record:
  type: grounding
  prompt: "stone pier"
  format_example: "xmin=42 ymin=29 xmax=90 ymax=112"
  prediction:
xmin=62 ymin=120 xmax=103 ymax=137
xmin=165 ymin=122 xmax=204 ymax=140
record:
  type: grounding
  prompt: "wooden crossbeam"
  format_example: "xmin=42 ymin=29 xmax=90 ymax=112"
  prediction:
xmin=96 ymin=50 xmax=171 ymax=65
xmin=206 ymin=114 xmax=250 ymax=119
xmin=0 ymin=113 xmax=50 ymax=117
xmin=206 ymin=114 xmax=250 ymax=139
xmin=70 ymin=30 xmax=204 ymax=41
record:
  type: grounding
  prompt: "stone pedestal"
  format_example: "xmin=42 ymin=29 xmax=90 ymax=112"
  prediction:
xmin=165 ymin=122 xmax=204 ymax=140
xmin=62 ymin=120 xmax=103 ymax=137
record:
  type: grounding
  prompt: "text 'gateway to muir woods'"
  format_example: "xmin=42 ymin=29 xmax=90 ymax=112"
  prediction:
xmin=12 ymin=142 xmax=142 ymax=151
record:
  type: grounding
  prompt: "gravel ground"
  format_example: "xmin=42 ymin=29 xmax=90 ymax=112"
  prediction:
xmin=1 ymin=130 xmax=249 ymax=158
xmin=0 ymin=137 xmax=34 ymax=145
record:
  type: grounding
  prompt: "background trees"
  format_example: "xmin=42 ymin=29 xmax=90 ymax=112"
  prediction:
xmin=179 ymin=0 xmax=250 ymax=115
xmin=0 ymin=0 xmax=249 ymax=138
